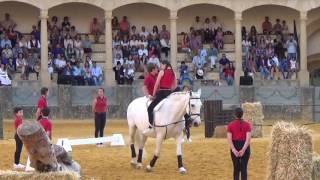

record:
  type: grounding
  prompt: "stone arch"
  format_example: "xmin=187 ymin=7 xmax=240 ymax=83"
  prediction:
xmin=242 ymin=1 xmax=300 ymax=12
xmin=176 ymin=0 xmax=234 ymax=12
xmin=112 ymin=0 xmax=170 ymax=11
xmin=0 ymin=0 xmax=40 ymax=9
xmin=47 ymin=0 xmax=105 ymax=10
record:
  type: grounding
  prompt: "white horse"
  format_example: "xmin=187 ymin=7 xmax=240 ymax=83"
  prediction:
xmin=127 ymin=89 xmax=202 ymax=174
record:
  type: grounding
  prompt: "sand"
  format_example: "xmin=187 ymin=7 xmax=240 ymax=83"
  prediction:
xmin=1 ymin=119 xmax=320 ymax=180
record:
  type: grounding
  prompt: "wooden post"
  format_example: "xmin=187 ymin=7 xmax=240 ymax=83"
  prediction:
xmin=17 ymin=121 xmax=58 ymax=172
xmin=204 ymin=100 xmax=222 ymax=138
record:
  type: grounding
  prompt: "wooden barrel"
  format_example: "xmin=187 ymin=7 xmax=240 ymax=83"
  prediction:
xmin=204 ymin=100 xmax=222 ymax=138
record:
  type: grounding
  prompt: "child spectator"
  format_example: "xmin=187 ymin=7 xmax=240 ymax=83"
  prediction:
xmin=38 ymin=107 xmax=52 ymax=140
xmin=13 ymin=107 xmax=25 ymax=170
xmin=179 ymin=61 xmax=193 ymax=85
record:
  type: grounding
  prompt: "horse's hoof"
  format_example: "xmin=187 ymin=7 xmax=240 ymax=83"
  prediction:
xmin=146 ymin=165 xmax=153 ymax=172
xmin=179 ymin=167 xmax=187 ymax=175
xmin=130 ymin=159 xmax=137 ymax=167
xmin=135 ymin=163 xmax=143 ymax=169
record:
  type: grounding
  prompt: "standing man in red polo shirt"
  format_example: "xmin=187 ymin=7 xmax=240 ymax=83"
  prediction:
xmin=143 ymin=64 xmax=158 ymax=98
xmin=36 ymin=87 xmax=49 ymax=120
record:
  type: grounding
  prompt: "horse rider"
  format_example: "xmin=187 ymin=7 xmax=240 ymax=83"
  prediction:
xmin=145 ymin=60 xmax=177 ymax=133
xmin=143 ymin=63 xmax=158 ymax=99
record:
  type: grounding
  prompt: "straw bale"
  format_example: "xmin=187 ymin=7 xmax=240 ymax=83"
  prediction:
xmin=267 ymin=121 xmax=313 ymax=180
xmin=312 ymin=153 xmax=320 ymax=180
xmin=0 ymin=170 xmax=79 ymax=180
xmin=213 ymin=125 xmax=227 ymax=138
xmin=242 ymin=102 xmax=264 ymax=138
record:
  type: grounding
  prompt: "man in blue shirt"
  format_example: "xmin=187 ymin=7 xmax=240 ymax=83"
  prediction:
xmin=91 ymin=62 xmax=103 ymax=86
xmin=72 ymin=63 xmax=84 ymax=85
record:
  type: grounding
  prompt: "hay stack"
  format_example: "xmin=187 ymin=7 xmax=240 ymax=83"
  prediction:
xmin=213 ymin=125 xmax=227 ymax=138
xmin=312 ymin=153 xmax=320 ymax=180
xmin=0 ymin=170 xmax=79 ymax=180
xmin=241 ymin=102 xmax=264 ymax=138
xmin=267 ymin=121 xmax=313 ymax=180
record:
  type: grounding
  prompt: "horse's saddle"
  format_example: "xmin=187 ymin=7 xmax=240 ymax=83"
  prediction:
xmin=147 ymin=98 xmax=168 ymax=112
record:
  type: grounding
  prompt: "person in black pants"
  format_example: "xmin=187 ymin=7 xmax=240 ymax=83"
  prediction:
xmin=13 ymin=107 xmax=25 ymax=170
xmin=227 ymin=108 xmax=252 ymax=180
xmin=145 ymin=61 xmax=176 ymax=134
xmin=92 ymin=88 xmax=108 ymax=147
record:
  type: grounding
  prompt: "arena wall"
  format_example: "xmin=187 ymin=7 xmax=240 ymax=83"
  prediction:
xmin=0 ymin=85 xmax=317 ymax=121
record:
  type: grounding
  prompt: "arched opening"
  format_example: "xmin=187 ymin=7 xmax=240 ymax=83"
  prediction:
xmin=241 ymin=5 xmax=300 ymax=80
xmin=0 ymin=1 xmax=39 ymax=33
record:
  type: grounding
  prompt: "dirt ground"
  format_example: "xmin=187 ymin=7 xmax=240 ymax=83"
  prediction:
xmin=1 ymin=119 xmax=320 ymax=180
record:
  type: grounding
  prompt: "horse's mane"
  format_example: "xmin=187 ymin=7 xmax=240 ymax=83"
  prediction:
xmin=167 ymin=91 xmax=189 ymax=100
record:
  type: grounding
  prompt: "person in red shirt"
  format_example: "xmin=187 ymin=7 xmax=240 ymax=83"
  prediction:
xmin=13 ymin=107 xmax=25 ymax=170
xmin=227 ymin=107 xmax=252 ymax=180
xmin=146 ymin=60 xmax=177 ymax=131
xmin=92 ymin=88 xmax=108 ymax=146
xmin=38 ymin=107 xmax=52 ymax=140
xmin=36 ymin=87 xmax=49 ymax=120
xmin=119 ymin=16 xmax=130 ymax=38
xmin=143 ymin=63 xmax=158 ymax=97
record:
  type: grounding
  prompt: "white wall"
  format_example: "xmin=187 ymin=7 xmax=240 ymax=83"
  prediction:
xmin=49 ymin=3 xmax=104 ymax=33
xmin=308 ymin=30 xmax=320 ymax=56
xmin=113 ymin=3 xmax=169 ymax=33
xmin=243 ymin=5 xmax=300 ymax=33
xmin=0 ymin=2 xmax=39 ymax=33
xmin=177 ymin=4 xmax=234 ymax=33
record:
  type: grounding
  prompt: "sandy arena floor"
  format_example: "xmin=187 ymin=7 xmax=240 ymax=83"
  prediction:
xmin=1 ymin=119 xmax=320 ymax=180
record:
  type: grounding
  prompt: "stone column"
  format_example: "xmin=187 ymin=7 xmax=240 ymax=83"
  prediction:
xmin=170 ymin=10 xmax=178 ymax=72
xmin=234 ymin=11 xmax=243 ymax=87
xmin=104 ymin=10 xmax=114 ymax=86
xmin=40 ymin=9 xmax=50 ymax=86
xmin=299 ymin=11 xmax=310 ymax=87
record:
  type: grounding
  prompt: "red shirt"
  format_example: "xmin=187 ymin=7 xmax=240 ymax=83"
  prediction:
xmin=227 ymin=119 xmax=251 ymax=141
xmin=39 ymin=118 xmax=52 ymax=139
xmin=144 ymin=73 xmax=157 ymax=95
xmin=37 ymin=95 xmax=47 ymax=110
xmin=95 ymin=96 xmax=107 ymax=113
xmin=14 ymin=115 xmax=23 ymax=130
xmin=159 ymin=69 xmax=175 ymax=89
xmin=119 ymin=21 xmax=129 ymax=32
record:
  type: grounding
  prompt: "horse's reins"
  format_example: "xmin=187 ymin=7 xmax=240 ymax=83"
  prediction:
xmin=152 ymin=92 xmax=202 ymax=139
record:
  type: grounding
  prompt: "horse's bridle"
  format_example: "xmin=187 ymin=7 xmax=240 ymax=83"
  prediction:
xmin=187 ymin=91 xmax=201 ymax=124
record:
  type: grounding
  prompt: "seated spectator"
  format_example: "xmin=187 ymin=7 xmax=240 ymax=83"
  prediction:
xmin=189 ymin=32 xmax=201 ymax=55
xmin=113 ymin=45 xmax=123 ymax=59
xmin=273 ymin=19 xmax=282 ymax=35
xmin=18 ymin=35 xmax=28 ymax=55
xmin=130 ymin=25 xmax=138 ymax=38
xmin=121 ymin=35 xmax=130 ymax=48
xmin=85 ymin=54 xmax=93 ymax=68
xmin=203 ymin=18 xmax=212 ymax=43
xmin=34 ymin=61 xmax=40 ymax=80
xmin=64 ymin=34 xmax=73 ymax=48
xmin=113 ymin=61 xmax=125 ymax=85
xmin=83 ymin=62 xmax=94 ymax=85
xmin=262 ymin=16 xmax=272 ymax=35
xmin=139 ymin=26 xmax=149 ymax=39
xmin=289 ymin=58 xmax=298 ymax=79
xmin=0 ymin=63 xmax=11 ymax=86
xmin=72 ymin=62 xmax=84 ymax=85
xmin=61 ymin=16 xmax=71 ymax=29
xmin=30 ymin=25 xmax=40 ymax=41
xmin=122 ymin=45 xmax=130 ymax=60
xmin=70 ymin=26 xmax=78 ymax=39
xmin=223 ymin=63 xmax=234 ymax=86
xmin=130 ymin=45 xmax=139 ymax=60
xmin=49 ymin=16 xmax=59 ymax=31
xmin=268 ymin=56 xmax=279 ymax=80
xmin=52 ymin=44 xmax=64 ymax=58
xmin=91 ymin=62 xmax=103 ymax=86
xmin=60 ymin=62 xmax=73 ymax=84
xmin=54 ymin=54 xmax=66 ymax=73
xmin=1 ymin=34 xmax=12 ymax=49
xmin=2 ymin=44 xmax=13 ymax=60
xmin=148 ymin=45 xmax=159 ymax=58
xmin=210 ymin=16 xmax=222 ymax=37
xmin=124 ymin=58 xmax=135 ymax=85
xmin=113 ymin=54 xmax=124 ymax=67
xmin=207 ymin=43 xmax=218 ymax=69
xmin=259 ymin=63 xmax=270 ymax=80
xmin=192 ymin=50 xmax=205 ymax=75
xmin=286 ymin=35 xmax=297 ymax=60
xmin=25 ymin=53 xmax=38 ymax=78
xmin=149 ymin=35 xmax=161 ymax=53
xmin=148 ymin=54 xmax=160 ymax=68
xmin=179 ymin=61 xmax=193 ymax=85
xmin=219 ymin=53 xmax=230 ymax=76
xmin=119 ymin=16 xmax=130 ymax=38
xmin=140 ymin=35 xmax=148 ymax=48
xmin=27 ymin=34 xmax=40 ymax=54
xmin=279 ymin=57 xmax=289 ymax=79
xmin=151 ymin=25 xmax=159 ymax=37
xmin=159 ymin=24 xmax=170 ymax=57
xmin=83 ymin=34 xmax=92 ymax=55
xmin=7 ymin=26 xmax=19 ymax=47
xmin=199 ymin=45 xmax=208 ymax=65
xmin=112 ymin=16 xmax=119 ymax=34
xmin=48 ymin=53 xmax=54 ymax=80
xmin=16 ymin=53 xmax=27 ymax=80
xmin=129 ymin=35 xmax=139 ymax=47
xmin=215 ymin=27 xmax=224 ymax=49
xmin=12 ymin=43 xmax=23 ymax=60
xmin=1 ymin=13 xmax=16 ymax=31
xmin=74 ymin=35 xmax=84 ymax=60
xmin=138 ymin=45 xmax=148 ymax=59
xmin=90 ymin=18 xmax=102 ymax=43
xmin=64 ymin=44 xmax=76 ymax=62
xmin=6 ymin=57 xmax=15 ymax=79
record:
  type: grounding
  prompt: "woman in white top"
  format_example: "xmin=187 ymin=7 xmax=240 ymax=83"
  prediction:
xmin=129 ymin=35 xmax=139 ymax=48
xmin=0 ymin=64 xmax=11 ymax=86
xmin=16 ymin=53 xmax=27 ymax=80
xmin=74 ymin=35 xmax=84 ymax=60
xmin=64 ymin=34 xmax=74 ymax=49
xmin=140 ymin=35 xmax=148 ymax=48
xmin=120 ymin=35 xmax=130 ymax=47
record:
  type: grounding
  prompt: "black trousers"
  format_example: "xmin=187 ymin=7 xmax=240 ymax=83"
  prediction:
xmin=147 ymin=90 xmax=171 ymax=126
xmin=14 ymin=133 xmax=23 ymax=164
xmin=231 ymin=141 xmax=250 ymax=180
xmin=94 ymin=112 xmax=107 ymax=138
